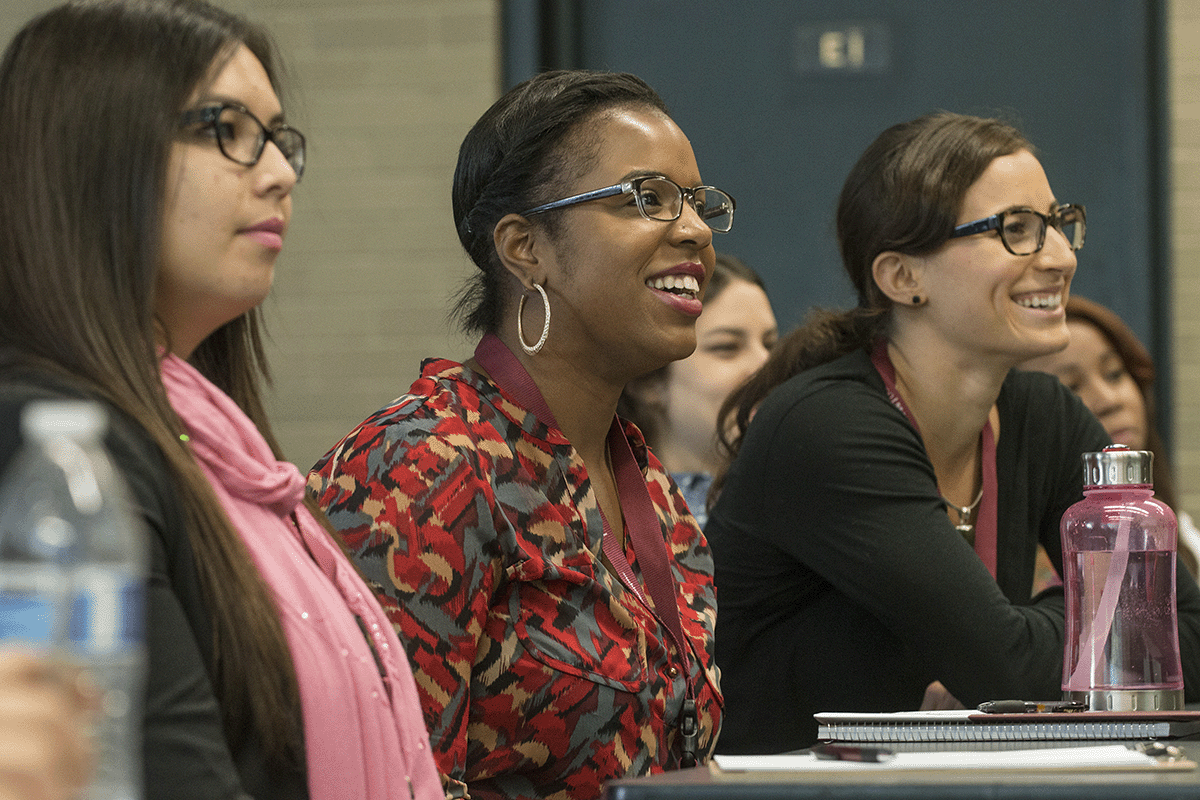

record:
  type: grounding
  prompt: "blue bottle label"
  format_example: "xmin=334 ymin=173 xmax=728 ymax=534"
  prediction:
xmin=0 ymin=594 xmax=56 ymax=643
xmin=67 ymin=569 xmax=143 ymax=654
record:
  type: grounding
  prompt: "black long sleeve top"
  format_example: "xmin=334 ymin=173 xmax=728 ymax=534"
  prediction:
xmin=706 ymin=348 xmax=1200 ymax=753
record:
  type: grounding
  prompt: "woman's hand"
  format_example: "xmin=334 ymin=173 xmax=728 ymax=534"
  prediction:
xmin=0 ymin=650 xmax=96 ymax=800
xmin=919 ymin=680 xmax=966 ymax=710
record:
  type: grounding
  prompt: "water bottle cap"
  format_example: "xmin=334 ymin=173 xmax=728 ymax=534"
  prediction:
xmin=20 ymin=400 xmax=108 ymax=443
xmin=1081 ymin=444 xmax=1153 ymax=487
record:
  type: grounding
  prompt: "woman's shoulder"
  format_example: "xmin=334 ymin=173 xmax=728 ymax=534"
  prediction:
xmin=0 ymin=365 xmax=190 ymax=570
xmin=309 ymin=356 xmax=524 ymax=483
xmin=335 ymin=357 xmax=489 ymax=433
xmin=733 ymin=347 xmax=910 ymax=477
xmin=1002 ymin=367 xmax=1092 ymax=424
xmin=0 ymin=366 xmax=153 ymax=472
xmin=1003 ymin=365 xmax=1071 ymax=397
xmin=1002 ymin=367 xmax=1110 ymax=452
xmin=751 ymin=347 xmax=889 ymax=427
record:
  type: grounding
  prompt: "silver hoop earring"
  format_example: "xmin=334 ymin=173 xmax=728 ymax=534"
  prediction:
xmin=517 ymin=283 xmax=550 ymax=355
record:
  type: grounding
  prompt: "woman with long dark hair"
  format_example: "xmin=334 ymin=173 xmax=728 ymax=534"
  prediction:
xmin=1022 ymin=295 xmax=1200 ymax=578
xmin=0 ymin=2 xmax=438 ymax=796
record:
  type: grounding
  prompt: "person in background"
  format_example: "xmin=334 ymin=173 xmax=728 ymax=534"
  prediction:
xmin=1020 ymin=294 xmax=1200 ymax=579
xmin=704 ymin=111 xmax=1200 ymax=753
xmin=310 ymin=69 xmax=726 ymax=799
xmin=0 ymin=650 xmax=95 ymax=800
xmin=0 ymin=1 xmax=439 ymax=797
xmin=619 ymin=253 xmax=777 ymax=527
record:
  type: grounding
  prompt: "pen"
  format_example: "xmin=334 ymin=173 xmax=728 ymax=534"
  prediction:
xmin=811 ymin=744 xmax=895 ymax=763
xmin=977 ymin=700 xmax=1088 ymax=714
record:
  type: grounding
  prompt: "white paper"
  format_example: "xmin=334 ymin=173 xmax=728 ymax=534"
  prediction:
xmin=714 ymin=745 xmax=1157 ymax=772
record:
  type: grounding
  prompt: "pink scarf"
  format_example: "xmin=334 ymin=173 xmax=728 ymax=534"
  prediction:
xmin=160 ymin=354 xmax=441 ymax=800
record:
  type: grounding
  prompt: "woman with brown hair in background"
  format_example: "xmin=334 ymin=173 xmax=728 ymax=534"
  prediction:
xmin=1022 ymin=294 xmax=1200 ymax=579
xmin=0 ymin=2 xmax=439 ymax=796
xmin=619 ymin=253 xmax=777 ymax=527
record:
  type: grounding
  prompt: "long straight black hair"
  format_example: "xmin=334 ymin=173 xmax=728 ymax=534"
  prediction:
xmin=0 ymin=0 xmax=304 ymax=768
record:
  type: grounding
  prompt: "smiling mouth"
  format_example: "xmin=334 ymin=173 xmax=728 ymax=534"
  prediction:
xmin=1016 ymin=292 xmax=1062 ymax=310
xmin=647 ymin=274 xmax=700 ymax=299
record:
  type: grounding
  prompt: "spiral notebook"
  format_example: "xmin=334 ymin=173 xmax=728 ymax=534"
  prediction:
xmin=815 ymin=709 xmax=1200 ymax=743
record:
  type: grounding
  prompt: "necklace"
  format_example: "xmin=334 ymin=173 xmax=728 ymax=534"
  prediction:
xmin=944 ymin=488 xmax=984 ymax=542
xmin=870 ymin=339 xmax=999 ymax=577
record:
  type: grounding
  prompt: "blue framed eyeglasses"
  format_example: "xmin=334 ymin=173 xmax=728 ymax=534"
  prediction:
xmin=519 ymin=175 xmax=736 ymax=233
xmin=949 ymin=204 xmax=1085 ymax=256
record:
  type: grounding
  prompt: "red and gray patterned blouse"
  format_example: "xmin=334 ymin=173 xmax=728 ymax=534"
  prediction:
xmin=308 ymin=357 xmax=723 ymax=800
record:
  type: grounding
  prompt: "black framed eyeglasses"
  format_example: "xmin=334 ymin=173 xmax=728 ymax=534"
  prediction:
xmin=179 ymin=103 xmax=306 ymax=180
xmin=949 ymin=204 xmax=1086 ymax=256
xmin=519 ymin=175 xmax=736 ymax=233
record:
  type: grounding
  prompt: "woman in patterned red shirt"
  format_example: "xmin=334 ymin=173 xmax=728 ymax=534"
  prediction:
xmin=309 ymin=70 xmax=729 ymax=799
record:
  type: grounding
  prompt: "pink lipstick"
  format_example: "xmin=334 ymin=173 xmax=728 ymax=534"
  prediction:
xmin=240 ymin=217 xmax=285 ymax=251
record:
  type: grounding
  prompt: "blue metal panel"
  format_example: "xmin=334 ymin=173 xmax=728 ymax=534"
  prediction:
xmin=502 ymin=0 xmax=1170 ymax=439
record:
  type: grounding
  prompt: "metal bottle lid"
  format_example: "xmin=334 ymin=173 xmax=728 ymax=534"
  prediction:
xmin=1081 ymin=444 xmax=1154 ymax=487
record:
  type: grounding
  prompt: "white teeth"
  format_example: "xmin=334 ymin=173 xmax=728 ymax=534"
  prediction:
xmin=1016 ymin=292 xmax=1062 ymax=310
xmin=646 ymin=274 xmax=700 ymax=296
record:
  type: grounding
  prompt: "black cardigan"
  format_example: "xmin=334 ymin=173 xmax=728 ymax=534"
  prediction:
xmin=707 ymin=348 xmax=1200 ymax=752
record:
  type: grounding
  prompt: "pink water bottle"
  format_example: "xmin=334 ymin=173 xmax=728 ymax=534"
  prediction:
xmin=1061 ymin=445 xmax=1183 ymax=711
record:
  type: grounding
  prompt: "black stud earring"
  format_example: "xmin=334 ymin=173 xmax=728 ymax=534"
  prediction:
xmin=912 ymin=295 xmax=921 ymax=305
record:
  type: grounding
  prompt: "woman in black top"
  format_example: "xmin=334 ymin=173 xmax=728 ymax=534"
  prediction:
xmin=706 ymin=112 xmax=1200 ymax=752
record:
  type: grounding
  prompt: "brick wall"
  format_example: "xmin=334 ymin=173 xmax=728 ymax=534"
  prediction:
xmin=0 ymin=0 xmax=498 ymax=471
xmin=222 ymin=0 xmax=498 ymax=470
xmin=1172 ymin=0 xmax=1200 ymax=515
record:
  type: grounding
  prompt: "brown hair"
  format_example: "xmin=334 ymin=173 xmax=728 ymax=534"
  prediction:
xmin=1061 ymin=296 xmax=1178 ymax=508
xmin=0 ymin=0 xmax=303 ymax=768
xmin=715 ymin=112 xmax=1032 ymax=484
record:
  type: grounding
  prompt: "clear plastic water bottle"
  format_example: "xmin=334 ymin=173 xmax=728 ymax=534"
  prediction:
xmin=0 ymin=400 xmax=146 ymax=800
xmin=1061 ymin=444 xmax=1183 ymax=711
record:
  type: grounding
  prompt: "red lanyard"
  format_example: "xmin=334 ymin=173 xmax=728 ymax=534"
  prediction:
xmin=473 ymin=334 xmax=699 ymax=761
xmin=870 ymin=339 xmax=999 ymax=578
